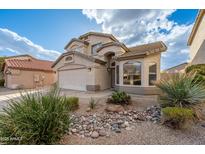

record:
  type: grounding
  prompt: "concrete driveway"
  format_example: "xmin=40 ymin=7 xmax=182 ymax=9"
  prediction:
xmin=0 ymin=87 xmax=48 ymax=111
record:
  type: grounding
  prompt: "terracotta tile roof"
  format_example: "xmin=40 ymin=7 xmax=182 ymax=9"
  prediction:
xmin=5 ymin=57 xmax=54 ymax=72
xmin=116 ymin=41 xmax=167 ymax=60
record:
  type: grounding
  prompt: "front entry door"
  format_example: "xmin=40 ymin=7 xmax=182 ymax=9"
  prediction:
xmin=111 ymin=68 xmax=115 ymax=88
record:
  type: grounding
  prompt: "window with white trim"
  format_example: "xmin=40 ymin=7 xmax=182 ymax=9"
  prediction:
xmin=123 ymin=61 xmax=141 ymax=85
xmin=149 ymin=63 xmax=157 ymax=85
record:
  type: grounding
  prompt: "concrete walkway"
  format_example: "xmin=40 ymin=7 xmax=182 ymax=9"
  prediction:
xmin=60 ymin=89 xmax=159 ymax=109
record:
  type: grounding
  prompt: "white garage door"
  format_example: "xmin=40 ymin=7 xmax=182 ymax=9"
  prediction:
xmin=58 ymin=69 xmax=87 ymax=91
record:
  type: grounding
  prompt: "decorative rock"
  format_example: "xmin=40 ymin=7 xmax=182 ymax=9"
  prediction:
xmin=146 ymin=115 xmax=153 ymax=120
xmin=201 ymin=123 xmax=205 ymax=128
xmin=99 ymin=130 xmax=106 ymax=136
xmin=105 ymin=104 xmax=124 ymax=113
xmin=91 ymin=131 xmax=99 ymax=138
xmin=115 ymin=128 xmax=121 ymax=133
xmin=86 ymin=107 xmax=91 ymax=112
xmin=136 ymin=114 xmax=146 ymax=121
xmin=79 ymin=131 xmax=84 ymax=135
xmin=68 ymin=106 xmax=161 ymax=139
xmin=120 ymin=123 xmax=126 ymax=128
xmin=124 ymin=121 xmax=129 ymax=127
xmin=125 ymin=127 xmax=132 ymax=131
xmin=71 ymin=128 xmax=77 ymax=133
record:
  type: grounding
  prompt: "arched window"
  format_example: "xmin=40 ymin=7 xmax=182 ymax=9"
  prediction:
xmin=149 ymin=63 xmax=157 ymax=85
xmin=65 ymin=56 xmax=73 ymax=62
xmin=123 ymin=61 xmax=141 ymax=85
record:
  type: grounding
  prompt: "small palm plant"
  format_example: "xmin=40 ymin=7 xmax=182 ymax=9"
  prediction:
xmin=155 ymin=73 xmax=205 ymax=108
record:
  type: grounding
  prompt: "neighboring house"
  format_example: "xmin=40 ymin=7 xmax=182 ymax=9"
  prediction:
xmin=52 ymin=32 xmax=167 ymax=94
xmin=163 ymin=62 xmax=188 ymax=74
xmin=188 ymin=9 xmax=205 ymax=65
xmin=3 ymin=55 xmax=56 ymax=89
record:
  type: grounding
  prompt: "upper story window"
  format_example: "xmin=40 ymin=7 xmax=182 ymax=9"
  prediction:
xmin=91 ymin=43 xmax=102 ymax=55
xmin=149 ymin=63 xmax=157 ymax=85
xmin=123 ymin=61 xmax=141 ymax=85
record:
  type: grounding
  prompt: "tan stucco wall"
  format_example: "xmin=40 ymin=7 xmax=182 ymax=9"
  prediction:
xmin=190 ymin=15 xmax=205 ymax=63
xmin=65 ymin=35 xmax=115 ymax=56
xmin=85 ymin=35 xmax=114 ymax=55
xmin=116 ymin=53 xmax=161 ymax=87
xmin=5 ymin=68 xmax=56 ymax=89
xmin=191 ymin=41 xmax=205 ymax=65
xmin=65 ymin=41 xmax=88 ymax=54
xmin=93 ymin=66 xmax=111 ymax=90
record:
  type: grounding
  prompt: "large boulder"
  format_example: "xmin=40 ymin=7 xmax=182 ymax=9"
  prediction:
xmin=105 ymin=104 xmax=124 ymax=113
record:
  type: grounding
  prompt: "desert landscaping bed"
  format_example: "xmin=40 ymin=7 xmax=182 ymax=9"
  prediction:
xmin=61 ymin=121 xmax=205 ymax=145
xmin=60 ymin=102 xmax=205 ymax=145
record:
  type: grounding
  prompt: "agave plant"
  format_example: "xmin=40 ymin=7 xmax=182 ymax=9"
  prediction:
xmin=0 ymin=87 xmax=70 ymax=144
xmin=155 ymin=73 xmax=205 ymax=108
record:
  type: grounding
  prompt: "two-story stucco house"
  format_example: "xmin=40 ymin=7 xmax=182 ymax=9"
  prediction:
xmin=188 ymin=9 xmax=205 ymax=65
xmin=52 ymin=32 xmax=167 ymax=94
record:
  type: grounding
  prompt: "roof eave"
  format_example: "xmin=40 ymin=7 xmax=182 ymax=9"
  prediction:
xmin=64 ymin=38 xmax=89 ymax=50
xmin=187 ymin=9 xmax=205 ymax=46
xmin=79 ymin=32 xmax=119 ymax=42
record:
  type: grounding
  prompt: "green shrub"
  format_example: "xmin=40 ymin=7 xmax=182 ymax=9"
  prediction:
xmin=89 ymin=97 xmax=97 ymax=109
xmin=162 ymin=107 xmax=195 ymax=129
xmin=0 ymin=87 xmax=70 ymax=144
xmin=0 ymin=78 xmax=4 ymax=87
xmin=66 ymin=96 xmax=79 ymax=111
xmin=185 ymin=64 xmax=205 ymax=85
xmin=107 ymin=91 xmax=131 ymax=105
xmin=155 ymin=73 xmax=205 ymax=108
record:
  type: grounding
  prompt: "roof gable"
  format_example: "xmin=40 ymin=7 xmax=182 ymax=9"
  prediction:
xmin=52 ymin=51 xmax=106 ymax=68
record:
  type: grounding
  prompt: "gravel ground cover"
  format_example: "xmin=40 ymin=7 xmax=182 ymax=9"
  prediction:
xmin=60 ymin=105 xmax=205 ymax=145
xmin=61 ymin=120 xmax=205 ymax=145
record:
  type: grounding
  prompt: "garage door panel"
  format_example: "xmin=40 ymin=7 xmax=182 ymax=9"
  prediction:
xmin=58 ymin=69 xmax=87 ymax=91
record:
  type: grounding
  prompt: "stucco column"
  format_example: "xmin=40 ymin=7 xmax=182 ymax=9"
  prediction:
xmin=141 ymin=61 xmax=147 ymax=86
xmin=119 ymin=62 xmax=124 ymax=86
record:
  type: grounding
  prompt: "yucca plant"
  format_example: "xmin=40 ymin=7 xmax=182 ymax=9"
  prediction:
xmin=155 ymin=73 xmax=205 ymax=108
xmin=89 ymin=97 xmax=97 ymax=109
xmin=0 ymin=87 xmax=70 ymax=144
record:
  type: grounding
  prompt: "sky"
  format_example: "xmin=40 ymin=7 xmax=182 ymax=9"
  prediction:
xmin=0 ymin=9 xmax=198 ymax=70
